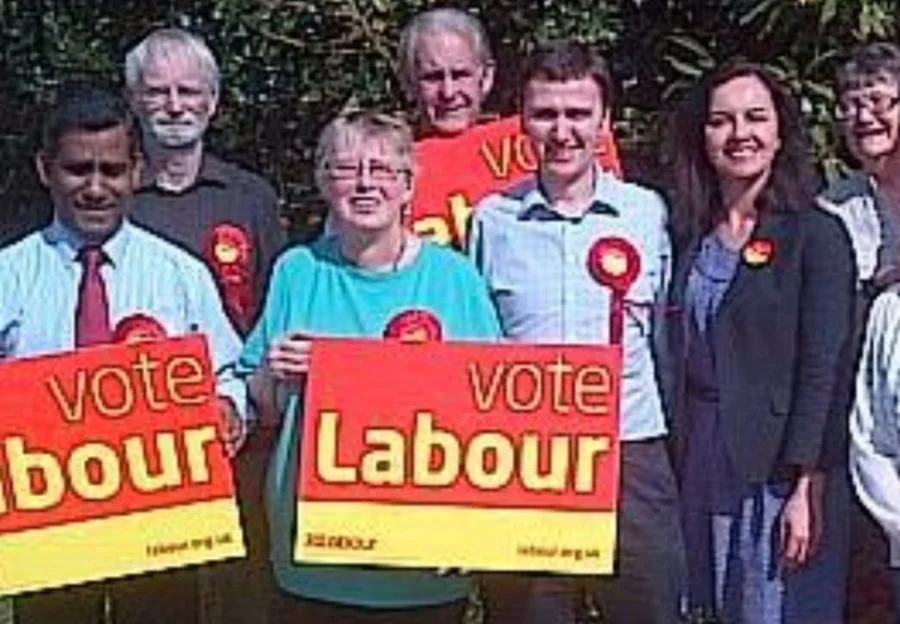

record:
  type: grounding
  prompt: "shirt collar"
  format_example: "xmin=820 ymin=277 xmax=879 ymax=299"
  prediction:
xmin=43 ymin=218 xmax=132 ymax=268
xmin=137 ymin=153 xmax=229 ymax=192
xmin=517 ymin=167 xmax=620 ymax=222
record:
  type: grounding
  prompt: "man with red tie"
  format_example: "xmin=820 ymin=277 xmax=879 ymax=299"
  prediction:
xmin=0 ymin=84 xmax=244 ymax=623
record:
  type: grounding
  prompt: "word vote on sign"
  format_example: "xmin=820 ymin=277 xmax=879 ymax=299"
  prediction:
xmin=0 ymin=336 xmax=244 ymax=595
xmin=411 ymin=116 xmax=622 ymax=248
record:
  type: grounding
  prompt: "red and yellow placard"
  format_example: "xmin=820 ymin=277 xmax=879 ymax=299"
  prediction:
xmin=411 ymin=116 xmax=622 ymax=247
xmin=0 ymin=335 xmax=244 ymax=596
xmin=295 ymin=339 xmax=621 ymax=574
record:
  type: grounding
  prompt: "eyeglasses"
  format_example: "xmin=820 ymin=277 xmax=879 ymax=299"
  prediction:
xmin=835 ymin=92 xmax=900 ymax=121
xmin=324 ymin=160 xmax=408 ymax=184
xmin=139 ymin=84 xmax=211 ymax=106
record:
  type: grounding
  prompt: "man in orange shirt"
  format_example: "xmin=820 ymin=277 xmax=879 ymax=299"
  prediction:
xmin=399 ymin=8 xmax=621 ymax=248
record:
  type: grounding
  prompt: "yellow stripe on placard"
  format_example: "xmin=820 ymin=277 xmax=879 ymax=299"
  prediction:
xmin=295 ymin=502 xmax=616 ymax=575
xmin=0 ymin=499 xmax=245 ymax=596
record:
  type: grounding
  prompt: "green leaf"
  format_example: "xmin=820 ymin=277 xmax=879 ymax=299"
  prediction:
xmin=803 ymin=80 xmax=834 ymax=101
xmin=737 ymin=0 xmax=780 ymax=27
xmin=664 ymin=54 xmax=703 ymax=79
xmin=819 ymin=0 xmax=837 ymax=29
xmin=666 ymin=33 xmax=713 ymax=62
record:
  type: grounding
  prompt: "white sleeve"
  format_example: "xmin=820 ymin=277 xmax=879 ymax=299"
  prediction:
xmin=0 ymin=252 xmax=22 ymax=360
xmin=653 ymin=193 xmax=672 ymax=301
xmin=850 ymin=292 xmax=900 ymax=555
xmin=186 ymin=261 xmax=248 ymax=423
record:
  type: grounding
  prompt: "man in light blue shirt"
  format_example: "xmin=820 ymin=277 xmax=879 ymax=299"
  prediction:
xmin=0 ymin=86 xmax=244 ymax=624
xmin=469 ymin=41 xmax=685 ymax=624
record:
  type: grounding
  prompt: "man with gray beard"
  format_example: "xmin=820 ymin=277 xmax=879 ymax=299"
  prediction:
xmin=126 ymin=28 xmax=284 ymax=335
xmin=125 ymin=27 xmax=283 ymax=624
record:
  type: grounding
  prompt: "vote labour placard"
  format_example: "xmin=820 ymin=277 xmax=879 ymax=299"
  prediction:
xmin=295 ymin=339 xmax=621 ymax=574
xmin=0 ymin=335 xmax=244 ymax=596
xmin=411 ymin=116 xmax=622 ymax=248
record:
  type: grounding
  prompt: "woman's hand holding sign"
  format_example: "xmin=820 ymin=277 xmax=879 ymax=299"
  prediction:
xmin=248 ymin=332 xmax=311 ymax=428
xmin=266 ymin=332 xmax=313 ymax=385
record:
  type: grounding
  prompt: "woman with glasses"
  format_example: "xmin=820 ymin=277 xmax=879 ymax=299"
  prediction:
xmin=825 ymin=43 xmax=900 ymax=623
xmin=237 ymin=110 xmax=500 ymax=623
xmin=662 ymin=61 xmax=856 ymax=623
xmin=822 ymin=42 xmax=900 ymax=291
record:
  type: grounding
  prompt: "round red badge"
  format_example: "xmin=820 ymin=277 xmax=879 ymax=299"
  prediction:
xmin=587 ymin=237 xmax=642 ymax=293
xmin=383 ymin=309 xmax=444 ymax=343
xmin=113 ymin=314 xmax=167 ymax=344
xmin=743 ymin=238 xmax=775 ymax=268
xmin=207 ymin=223 xmax=250 ymax=266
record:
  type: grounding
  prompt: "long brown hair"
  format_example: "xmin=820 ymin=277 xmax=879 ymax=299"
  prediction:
xmin=663 ymin=61 xmax=820 ymax=241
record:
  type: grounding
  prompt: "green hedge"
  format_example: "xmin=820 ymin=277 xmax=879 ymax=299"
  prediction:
xmin=1 ymin=0 xmax=896 ymax=242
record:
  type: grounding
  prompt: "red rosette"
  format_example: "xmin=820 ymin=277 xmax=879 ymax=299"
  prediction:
xmin=743 ymin=237 xmax=775 ymax=268
xmin=113 ymin=313 xmax=167 ymax=344
xmin=587 ymin=236 xmax=642 ymax=293
xmin=204 ymin=222 xmax=255 ymax=331
xmin=206 ymin=223 xmax=251 ymax=268
xmin=383 ymin=309 xmax=444 ymax=343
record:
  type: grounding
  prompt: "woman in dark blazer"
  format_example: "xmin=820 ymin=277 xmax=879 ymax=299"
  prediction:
xmin=661 ymin=61 xmax=856 ymax=623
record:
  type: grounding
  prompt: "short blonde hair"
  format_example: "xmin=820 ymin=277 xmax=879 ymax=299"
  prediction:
xmin=314 ymin=110 xmax=415 ymax=191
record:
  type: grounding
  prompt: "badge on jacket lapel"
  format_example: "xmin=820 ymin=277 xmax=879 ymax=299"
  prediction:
xmin=742 ymin=238 xmax=775 ymax=268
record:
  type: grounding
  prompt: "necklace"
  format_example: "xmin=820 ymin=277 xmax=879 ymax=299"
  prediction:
xmin=339 ymin=231 xmax=409 ymax=272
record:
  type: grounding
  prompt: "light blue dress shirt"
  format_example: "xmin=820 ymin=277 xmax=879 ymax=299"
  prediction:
xmin=469 ymin=170 xmax=672 ymax=441
xmin=0 ymin=219 xmax=245 ymax=415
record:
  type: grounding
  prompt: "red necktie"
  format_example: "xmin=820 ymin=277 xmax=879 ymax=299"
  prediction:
xmin=75 ymin=246 xmax=112 ymax=347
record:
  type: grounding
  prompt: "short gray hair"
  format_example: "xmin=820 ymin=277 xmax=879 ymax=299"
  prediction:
xmin=398 ymin=8 xmax=493 ymax=95
xmin=125 ymin=28 xmax=220 ymax=94
xmin=314 ymin=110 xmax=415 ymax=191
xmin=837 ymin=42 xmax=900 ymax=93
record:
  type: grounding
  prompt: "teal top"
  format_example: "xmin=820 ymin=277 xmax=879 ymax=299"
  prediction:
xmin=238 ymin=235 xmax=501 ymax=607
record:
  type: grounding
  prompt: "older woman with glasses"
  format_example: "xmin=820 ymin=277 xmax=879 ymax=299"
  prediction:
xmin=237 ymin=109 xmax=500 ymax=623
xmin=821 ymin=42 xmax=900 ymax=291
xmin=822 ymin=42 xmax=900 ymax=624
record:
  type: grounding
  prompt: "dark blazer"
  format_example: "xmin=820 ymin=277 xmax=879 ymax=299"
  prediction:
xmin=660 ymin=207 xmax=856 ymax=485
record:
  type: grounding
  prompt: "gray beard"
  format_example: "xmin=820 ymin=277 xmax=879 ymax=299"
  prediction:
xmin=145 ymin=119 xmax=207 ymax=149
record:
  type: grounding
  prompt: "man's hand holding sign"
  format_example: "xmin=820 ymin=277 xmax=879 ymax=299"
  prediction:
xmin=0 ymin=336 xmax=245 ymax=596
xmin=0 ymin=86 xmax=248 ymax=624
